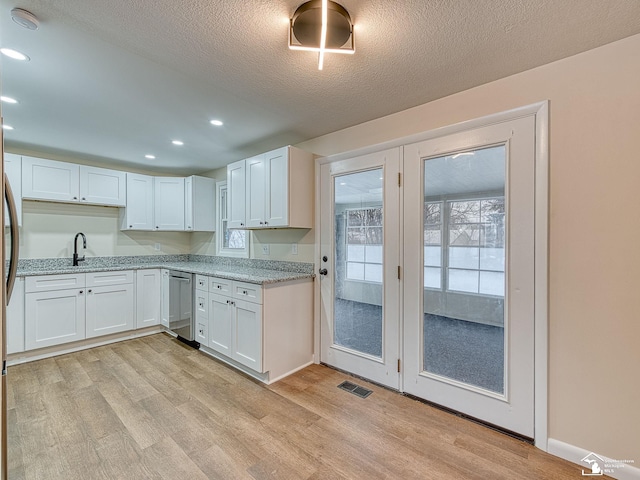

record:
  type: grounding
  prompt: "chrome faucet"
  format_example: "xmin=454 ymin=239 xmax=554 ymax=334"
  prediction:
xmin=73 ymin=232 xmax=87 ymax=266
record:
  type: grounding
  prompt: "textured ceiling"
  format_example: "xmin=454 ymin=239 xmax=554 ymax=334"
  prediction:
xmin=2 ymin=0 xmax=640 ymax=174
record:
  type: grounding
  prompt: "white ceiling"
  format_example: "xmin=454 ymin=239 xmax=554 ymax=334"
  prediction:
xmin=2 ymin=0 xmax=640 ymax=175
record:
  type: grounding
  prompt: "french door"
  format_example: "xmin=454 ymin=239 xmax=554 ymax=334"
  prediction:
xmin=318 ymin=114 xmax=539 ymax=438
xmin=319 ymin=148 xmax=401 ymax=389
xmin=403 ymin=116 xmax=536 ymax=437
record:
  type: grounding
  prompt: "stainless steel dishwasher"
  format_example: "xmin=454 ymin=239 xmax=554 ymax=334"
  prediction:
xmin=168 ymin=270 xmax=199 ymax=348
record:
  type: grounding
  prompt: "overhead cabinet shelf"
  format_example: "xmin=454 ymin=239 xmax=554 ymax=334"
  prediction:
xmin=227 ymin=145 xmax=314 ymax=229
xmin=22 ymin=156 xmax=126 ymax=207
xmin=120 ymin=173 xmax=215 ymax=232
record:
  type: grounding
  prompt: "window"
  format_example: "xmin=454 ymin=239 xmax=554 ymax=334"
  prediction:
xmin=216 ymin=181 xmax=249 ymax=257
xmin=423 ymin=196 xmax=505 ymax=296
xmin=345 ymin=207 xmax=383 ymax=283
xmin=423 ymin=202 xmax=442 ymax=289
xmin=447 ymin=198 xmax=505 ymax=296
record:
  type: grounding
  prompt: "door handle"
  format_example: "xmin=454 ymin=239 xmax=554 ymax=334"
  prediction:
xmin=4 ymin=173 xmax=19 ymax=304
xmin=318 ymin=268 xmax=328 ymax=276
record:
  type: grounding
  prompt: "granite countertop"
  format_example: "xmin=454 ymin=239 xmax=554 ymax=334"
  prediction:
xmin=14 ymin=255 xmax=315 ymax=285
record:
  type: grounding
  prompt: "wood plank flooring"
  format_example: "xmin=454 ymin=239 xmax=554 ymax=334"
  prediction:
xmin=7 ymin=333 xmax=585 ymax=479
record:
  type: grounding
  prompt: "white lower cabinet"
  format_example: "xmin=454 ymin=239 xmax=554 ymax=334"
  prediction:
xmin=7 ymin=277 xmax=25 ymax=354
xmin=198 ymin=274 xmax=313 ymax=381
xmin=136 ymin=269 xmax=162 ymax=328
xmin=25 ymin=275 xmax=87 ymax=351
xmin=24 ymin=271 xmax=136 ymax=351
xmin=85 ymin=271 xmax=134 ymax=338
xmin=209 ymin=292 xmax=233 ymax=357
xmin=233 ymin=299 xmax=263 ymax=371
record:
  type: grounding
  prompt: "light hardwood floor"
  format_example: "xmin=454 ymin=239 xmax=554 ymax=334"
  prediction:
xmin=7 ymin=333 xmax=585 ymax=479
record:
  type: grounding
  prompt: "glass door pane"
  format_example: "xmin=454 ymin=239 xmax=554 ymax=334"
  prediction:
xmin=423 ymin=146 xmax=506 ymax=393
xmin=333 ymin=168 xmax=384 ymax=358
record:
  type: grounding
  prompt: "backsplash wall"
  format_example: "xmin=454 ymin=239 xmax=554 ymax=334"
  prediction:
xmin=18 ymin=201 xmax=192 ymax=258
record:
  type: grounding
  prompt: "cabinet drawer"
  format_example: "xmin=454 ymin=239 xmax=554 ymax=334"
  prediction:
xmin=232 ymin=281 xmax=262 ymax=304
xmin=86 ymin=270 xmax=133 ymax=287
xmin=26 ymin=273 xmax=85 ymax=293
xmin=209 ymin=277 xmax=232 ymax=294
xmin=195 ymin=290 xmax=208 ymax=315
xmin=195 ymin=275 xmax=208 ymax=291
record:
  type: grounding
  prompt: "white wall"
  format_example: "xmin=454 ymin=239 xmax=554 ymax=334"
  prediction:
xmin=298 ymin=34 xmax=640 ymax=464
xmin=19 ymin=201 xmax=191 ymax=258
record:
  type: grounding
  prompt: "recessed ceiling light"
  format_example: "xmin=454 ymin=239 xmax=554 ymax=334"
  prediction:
xmin=1 ymin=96 xmax=18 ymax=104
xmin=210 ymin=119 xmax=224 ymax=126
xmin=145 ymin=154 xmax=156 ymax=159
xmin=172 ymin=140 xmax=184 ymax=146
xmin=0 ymin=48 xmax=30 ymax=61
xmin=2 ymin=125 xmax=15 ymax=130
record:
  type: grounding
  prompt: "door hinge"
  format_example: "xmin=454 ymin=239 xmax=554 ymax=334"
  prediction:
xmin=397 ymin=359 xmax=401 ymax=373
xmin=398 ymin=172 xmax=402 ymax=187
xmin=397 ymin=265 xmax=401 ymax=280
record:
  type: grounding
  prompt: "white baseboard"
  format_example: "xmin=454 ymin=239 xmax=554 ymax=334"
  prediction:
xmin=548 ymin=438 xmax=639 ymax=480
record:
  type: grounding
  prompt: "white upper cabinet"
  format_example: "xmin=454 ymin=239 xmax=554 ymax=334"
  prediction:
xmin=79 ymin=166 xmax=126 ymax=206
xmin=4 ymin=153 xmax=22 ymax=227
xmin=231 ymin=146 xmax=314 ymax=229
xmin=21 ymin=156 xmax=125 ymax=206
xmin=185 ymin=175 xmax=215 ymax=232
xmin=22 ymin=156 xmax=80 ymax=203
xmin=227 ymin=159 xmax=247 ymax=229
xmin=245 ymin=154 xmax=266 ymax=228
xmin=154 ymin=176 xmax=185 ymax=231
xmin=121 ymin=173 xmax=154 ymax=230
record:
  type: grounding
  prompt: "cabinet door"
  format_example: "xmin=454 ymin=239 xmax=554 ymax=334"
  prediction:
xmin=122 ymin=173 xmax=154 ymax=230
xmin=154 ymin=177 xmax=185 ymax=230
xmin=227 ymin=159 xmax=246 ymax=229
xmin=79 ymin=166 xmax=126 ymax=206
xmin=265 ymin=147 xmax=289 ymax=227
xmin=245 ymin=154 xmax=266 ymax=228
xmin=6 ymin=277 xmax=25 ymax=354
xmin=233 ymin=300 xmax=263 ymax=372
xmin=22 ymin=156 xmax=80 ymax=202
xmin=188 ymin=176 xmax=215 ymax=232
xmin=25 ymin=289 xmax=86 ymax=350
xmin=136 ymin=269 xmax=161 ymax=328
xmin=160 ymin=270 xmax=170 ymax=328
xmin=184 ymin=176 xmax=194 ymax=231
xmin=209 ymin=293 xmax=233 ymax=356
xmin=85 ymin=283 xmax=134 ymax=338
xmin=4 ymin=153 xmax=22 ymax=227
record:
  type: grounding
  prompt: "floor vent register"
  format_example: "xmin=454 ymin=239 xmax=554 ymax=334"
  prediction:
xmin=337 ymin=381 xmax=373 ymax=399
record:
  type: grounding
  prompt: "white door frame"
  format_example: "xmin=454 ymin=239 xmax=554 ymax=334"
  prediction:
xmin=314 ymin=101 xmax=548 ymax=450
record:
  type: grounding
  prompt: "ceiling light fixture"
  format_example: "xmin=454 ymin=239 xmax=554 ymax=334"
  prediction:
xmin=0 ymin=48 xmax=30 ymax=61
xmin=11 ymin=8 xmax=40 ymax=30
xmin=210 ymin=120 xmax=223 ymax=126
xmin=2 ymin=125 xmax=15 ymax=131
xmin=172 ymin=140 xmax=184 ymax=146
xmin=289 ymin=0 xmax=354 ymax=70
xmin=1 ymin=96 xmax=18 ymax=104
xmin=145 ymin=154 xmax=156 ymax=159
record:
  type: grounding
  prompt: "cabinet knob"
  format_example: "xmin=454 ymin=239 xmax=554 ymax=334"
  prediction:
xmin=242 ymin=290 xmax=247 ymax=295
xmin=155 ymin=226 xmax=159 ymax=229
xmin=240 ymin=223 xmax=244 ymax=226
xmin=264 ymin=222 xmax=268 ymax=225
xmin=82 ymin=197 xmax=86 ymax=201
xmin=88 ymin=289 xmax=92 ymax=293
xmin=259 ymin=221 xmax=263 ymax=225
xmin=73 ymin=196 xmax=78 ymax=200
xmin=79 ymin=290 xmax=84 ymax=294
xmin=226 ymin=300 xmax=229 ymax=304
xmin=129 ymin=225 xmax=133 ymax=228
